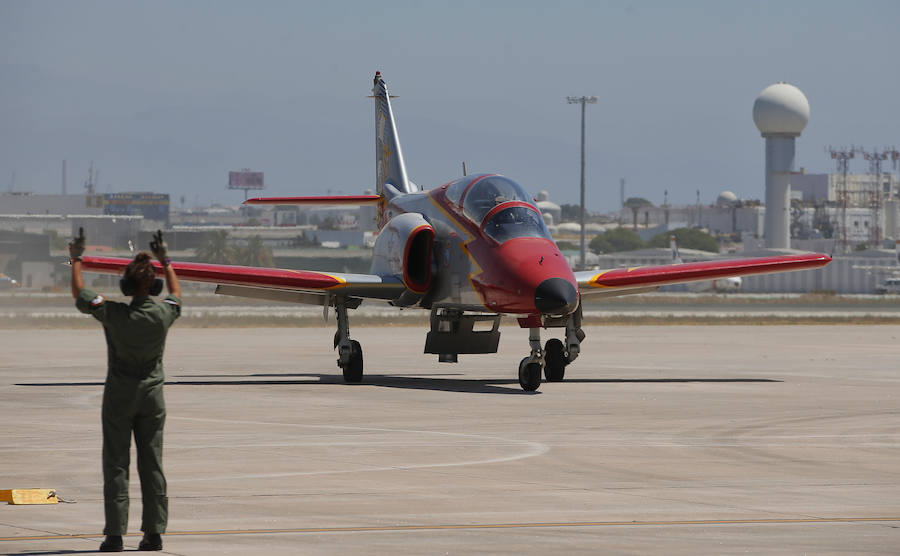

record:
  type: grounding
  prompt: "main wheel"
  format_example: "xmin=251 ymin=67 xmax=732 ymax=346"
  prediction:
xmin=342 ymin=340 xmax=363 ymax=383
xmin=543 ymin=338 xmax=566 ymax=382
xmin=518 ymin=357 xmax=542 ymax=392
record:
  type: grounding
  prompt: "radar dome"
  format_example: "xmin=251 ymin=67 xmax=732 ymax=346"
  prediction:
xmin=716 ymin=190 xmax=738 ymax=207
xmin=752 ymin=83 xmax=809 ymax=136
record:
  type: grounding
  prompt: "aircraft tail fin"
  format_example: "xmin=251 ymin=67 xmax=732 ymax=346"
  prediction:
xmin=372 ymin=72 xmax=414 ymax=199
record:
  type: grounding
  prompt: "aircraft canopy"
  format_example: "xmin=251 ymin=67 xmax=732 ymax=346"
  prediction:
xmin=461 ymin=176 xmax=536 ymax=224
xmin=483 ymin=205 xmax=553 ymax=243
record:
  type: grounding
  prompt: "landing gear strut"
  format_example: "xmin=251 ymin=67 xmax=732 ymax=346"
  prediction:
xmin=334 ymin=299 xmax=363 ymax=383
xmin=518 ymin=327 xmax=544 ymax=392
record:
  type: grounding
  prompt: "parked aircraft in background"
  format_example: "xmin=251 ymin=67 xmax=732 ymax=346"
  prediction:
xmin=79 ymin=72 xmax=831 ymax=391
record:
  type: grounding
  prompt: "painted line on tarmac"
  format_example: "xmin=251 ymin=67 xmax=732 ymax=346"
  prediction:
xmin=163 ymin=416 xmax=549 ymax=481
xmin=4 ymin=517 xmax=900 ymax=542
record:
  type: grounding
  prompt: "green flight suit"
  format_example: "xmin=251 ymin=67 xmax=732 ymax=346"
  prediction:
xmin=76 ymin=288 xmax=181 ymax=536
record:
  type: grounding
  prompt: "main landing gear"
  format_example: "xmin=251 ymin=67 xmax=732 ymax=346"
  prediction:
xmin=517 ymin=307 xmax=584 ymax=392
xmin=334 ymin=300 xmax=363 ymax=383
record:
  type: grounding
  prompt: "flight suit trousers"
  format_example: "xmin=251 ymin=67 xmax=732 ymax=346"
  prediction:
xmin=101 ymin=374 xmax=168 ymax=535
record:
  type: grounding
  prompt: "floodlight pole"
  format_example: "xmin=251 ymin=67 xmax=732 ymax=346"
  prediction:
xmin=567 ymin=95 xmax=597 ymax=271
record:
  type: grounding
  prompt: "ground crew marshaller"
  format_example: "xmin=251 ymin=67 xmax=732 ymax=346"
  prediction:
xmin=69 ymin=228 xmax=181 ymax=552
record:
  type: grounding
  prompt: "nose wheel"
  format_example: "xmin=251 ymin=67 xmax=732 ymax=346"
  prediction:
xmin=543 ymin=338 xmax=567 ymax=382
xmin=518 ymin=357 xmax=542 ymax=391
xmin=516 ymin=326 xmax=545 ymax=392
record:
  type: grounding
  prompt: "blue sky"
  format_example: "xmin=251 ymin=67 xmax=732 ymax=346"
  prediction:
xmin=2 ymin=0 xmax=898 ymax=211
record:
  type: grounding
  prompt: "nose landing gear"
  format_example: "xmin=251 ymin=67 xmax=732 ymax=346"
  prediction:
xmin=516 ymin=306 xmax=584 ymax=391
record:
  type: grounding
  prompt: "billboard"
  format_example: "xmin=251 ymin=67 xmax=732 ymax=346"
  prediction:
xmin=229 ymin=171 xmax=264 ymax=190
xmin=103 ymin=193 xmax=170 ymax=222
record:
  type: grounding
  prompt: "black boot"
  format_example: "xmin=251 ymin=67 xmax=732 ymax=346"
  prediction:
xmin=138 ymin=532 xmax=163 ymax=551
xmin=99 ymin=535 xmax=124 ymax=552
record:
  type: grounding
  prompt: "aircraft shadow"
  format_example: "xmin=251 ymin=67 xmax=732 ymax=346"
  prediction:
xmin=4 ymin=550 xmax=105 ymax=555
xmin=15 ymin=374 xmax=779 ymax=395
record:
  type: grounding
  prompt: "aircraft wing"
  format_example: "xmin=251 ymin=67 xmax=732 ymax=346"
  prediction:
xmin=244 ymin=195 xmax=381 ymax=206
xmin=575 ymin=253 xmax=831 ymax=298
xmin=79 ymin=256 xmax=405 ymax=305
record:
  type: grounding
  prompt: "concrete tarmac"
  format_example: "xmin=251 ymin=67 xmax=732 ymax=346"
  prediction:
xmin=1 ymin=325 xmax=898 ymax=554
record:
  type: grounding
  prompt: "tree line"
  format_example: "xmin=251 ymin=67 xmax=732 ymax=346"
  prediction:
xmin=588 ymin=227 xmax=719 ymax=254
xmin=195 ymin=231 xmax=275 ymax=266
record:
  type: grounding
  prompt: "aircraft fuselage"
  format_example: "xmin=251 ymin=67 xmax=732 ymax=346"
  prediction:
xmin=384 ymin=174 xmax=579 ymax=317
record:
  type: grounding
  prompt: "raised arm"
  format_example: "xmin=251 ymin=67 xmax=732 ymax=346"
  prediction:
xmin=162 ymin=260 xmax=181 ymax=298
xmin=69 ymin=227 xmax=86 ymax=298
xmin=150 ymin=230 xmax=181 ymax=298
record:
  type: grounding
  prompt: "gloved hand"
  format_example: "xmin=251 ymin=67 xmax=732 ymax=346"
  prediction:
xmin=150 ymin=230 xmax=170 ymax=265
xmin=68 ymin=227 xmax=86 ymax=261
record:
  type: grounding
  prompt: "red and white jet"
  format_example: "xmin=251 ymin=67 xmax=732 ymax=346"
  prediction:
xmin=81 ymin=72 xmax=831 ymax=391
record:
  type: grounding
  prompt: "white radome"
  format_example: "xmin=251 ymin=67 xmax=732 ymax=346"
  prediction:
xmin=752 ymin=83 xmax=810 ymax=136
xmin=717 ymin=190 xmax=738 ymax=207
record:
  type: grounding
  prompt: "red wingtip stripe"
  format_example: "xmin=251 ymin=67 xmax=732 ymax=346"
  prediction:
xmin=244 ymin=195 xmax=382 ymax=206
xmin=589 ymin=253 xmax=831 ymax=289
xmin=80 ymin=256 xmax=346 ymax=290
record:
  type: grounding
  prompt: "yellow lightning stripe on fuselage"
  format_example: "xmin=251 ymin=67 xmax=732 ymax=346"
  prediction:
xmin=426 ymin=193 xmax=490 ymax=310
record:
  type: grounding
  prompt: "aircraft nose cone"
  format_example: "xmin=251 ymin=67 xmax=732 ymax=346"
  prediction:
xmin=534 ymin=277 xmax=578 ymax=315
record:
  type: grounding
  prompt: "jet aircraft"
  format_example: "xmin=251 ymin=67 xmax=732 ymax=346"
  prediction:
xmin=80 ymin=72 xmax=832 ymax=391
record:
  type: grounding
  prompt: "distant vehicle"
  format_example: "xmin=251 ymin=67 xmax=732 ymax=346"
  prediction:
xmin=0 ymin=274 xmax=20 ymax=289
xmin=875 ymin=277 xmax=900 ymax=295
xmin=853 ymin=240 xmax=899 ymax=294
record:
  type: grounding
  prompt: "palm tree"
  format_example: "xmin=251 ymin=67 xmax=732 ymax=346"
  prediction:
xmin=195 ymin=230 xmax=236 ymax=264
xmin=240 ymin=235 xmax=274 ymax=267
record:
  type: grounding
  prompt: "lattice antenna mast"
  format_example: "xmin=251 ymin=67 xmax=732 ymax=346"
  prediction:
xmin=861 ymin=148 xmax=890 ymax=246
xmin=890 ymin=148 xmax=900 ymax=199
xmin=826 ymin=146 xmax=856 ymax=253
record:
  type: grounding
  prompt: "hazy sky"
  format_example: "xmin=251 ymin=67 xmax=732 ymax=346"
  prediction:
xmin=2 ymin=0 xmax=898 ymax=211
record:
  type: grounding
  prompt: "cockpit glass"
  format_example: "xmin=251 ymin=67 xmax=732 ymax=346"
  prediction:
xmin=483 ymin=206 xmax=552 ymax=243
xmin=444 ymin=177 xmax=469 ymax=206
xmin=462 ymin=176 xmax=535 ymax=224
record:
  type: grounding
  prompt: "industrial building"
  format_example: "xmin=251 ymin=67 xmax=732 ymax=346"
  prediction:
xmin=0 ymin=191 xmax=170 ymax=224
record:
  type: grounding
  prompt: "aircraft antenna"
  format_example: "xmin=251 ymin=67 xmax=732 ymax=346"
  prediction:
xmin=462 ymin=161 xmax=467 ymax=176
